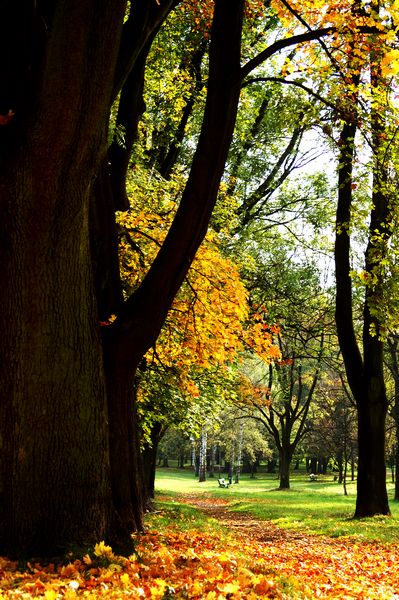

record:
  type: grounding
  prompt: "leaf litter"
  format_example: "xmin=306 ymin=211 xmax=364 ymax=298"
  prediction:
xmin=1 ymin=496 xmax=399 ymax=598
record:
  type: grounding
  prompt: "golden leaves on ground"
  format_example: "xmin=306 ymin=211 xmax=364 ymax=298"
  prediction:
xmin=1 ymin=501 xmax=399 ymax=599
xmin=0 ymin=530 xmax=278 ymax=599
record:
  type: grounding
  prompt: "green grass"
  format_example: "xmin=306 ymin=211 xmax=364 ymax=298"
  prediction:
xmin=146 ymin=498 xmax=228 ymax=537
xmin=155 ymin=468 xmax=399 ymax=544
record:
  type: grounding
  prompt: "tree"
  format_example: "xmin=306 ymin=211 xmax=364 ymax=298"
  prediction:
xmin=260 ymin=0 xmax=399 ymax=516
xmin=227 ymin=158 xmax=336 ymax=487
xmin=0 ymin=0 xmax=129 ymax=557
xmin=237 ymin=296 xmax=327 ymax=490
xmin=309 ymin=372 xmax=357 ymax=492
xmin=333 ymin=10 xmax=398 ymax=516
xmin=157 ymin=429 xmax=192 ymax=469
xmin=218 ymin=412 xmax=272 ymax=481
xmin=117 ymin=167 xmax=281 ymax=496
xmin=0 ymin=0 xmax=245 ymax=556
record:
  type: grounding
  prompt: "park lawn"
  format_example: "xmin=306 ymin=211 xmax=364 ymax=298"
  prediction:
xmin=155 ymin=468 xmax=399 ymax=544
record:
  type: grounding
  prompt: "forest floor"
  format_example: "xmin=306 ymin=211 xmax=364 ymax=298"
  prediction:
xmin=1 ymin=493 xmax=399 ymax=599
xmin=178 ymin=494 xmax=399 ymax=599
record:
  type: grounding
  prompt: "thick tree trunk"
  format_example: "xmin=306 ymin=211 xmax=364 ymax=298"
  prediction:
xmin=0 ymin=179 xmax=113 ymax=556
xmin=0 ymin=0 xmax=127 ymax=556
xmin=395 ymin=439 xmax=399 ymax=501
xmin=355 ymin=392 xmax=388 ymax=514
xmin=102 ymin=344 xmax=145 ymax=535
xmin=354 ymin=51 xmax=390 ymax=516
xmin=90 ymin=157 xmax=124 ymax=320
xmin=387 ymin=335 xmax=399 ymax=501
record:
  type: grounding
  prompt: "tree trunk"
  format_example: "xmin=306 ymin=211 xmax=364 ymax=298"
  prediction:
xmin=336 ymin=450 xmax=344 ymax=484
xmin=90 ymin=0 xmax=181 ymax=318
xmin=310 ymin=457 xmax=317 ymax=474
xmin=395 ymin=440 xmax=399 ymax=501
xmin=386 ymin=335 xmax=399 ymax=500
xmin=0 ymin=0 xmax=246 ymax=556
xmin=198 ymin=430 xmax=207 ymax=483
xmin=354 ymin=49 xmax=390 ymax=517
xmin=0 ymin=0 xmax=127 ymax=556
xmin=235 ymin=423 xmax=243 ymax=484
xmin=355 ymin=385 xmax=389 ymax=515
xmin=209 ymin=444 xmax=216 ymax=478
xmin=279 ymin=445 xmax=292 ymax=489
xmin=343 ymin=456 xmax=348 ymax=496
xmin=335 ymin=116 xmax=390 ymax=517
xmin=178 ymin=451 xmax=186 ymax=469
xmin=141 ymin=422 xmax=163 ymax=501
xmin=0 ymin=181 xmax=113 ymax=556
xmin=102 ymin=343 xmax=145 ymax=535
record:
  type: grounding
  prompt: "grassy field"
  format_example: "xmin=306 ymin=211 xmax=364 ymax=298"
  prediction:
xmin=155 ymin=468 xmax=399 ymax=543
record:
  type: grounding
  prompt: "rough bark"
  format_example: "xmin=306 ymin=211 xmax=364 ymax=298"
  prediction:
xmin=355 ymin=389 xmax=388 ymax=515
xmin=0 ymin=177 xmax=112 ymax=556
xmin=90 ymin=158 xmax=125 ymax=320
xmin=0 ymin=0 xmax=128 ymax=556
xmin=355 ymin=135 xmax=390 ymax=515
xmin=334 ymin=122 xmax=364 ymax=398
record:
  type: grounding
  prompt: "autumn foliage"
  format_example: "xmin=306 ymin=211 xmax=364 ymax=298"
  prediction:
xmin=118 ymin=167 xmax=280 ymax=401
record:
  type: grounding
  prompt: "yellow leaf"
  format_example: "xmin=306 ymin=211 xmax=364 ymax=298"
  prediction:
xmin=236 ymin=566 xmax=255 ymax=585
xmin=218 ymin=582 xmax=240 ymax=594
xmin=150 ymin=579 xmax=168 ymax=599
xmin=94 ymin=540 xmax=114 ymax=560
xmin=191 ymin=581 xmax=203 ymax=595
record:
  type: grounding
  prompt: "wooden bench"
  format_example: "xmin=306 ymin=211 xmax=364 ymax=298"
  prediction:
xmin=218 ymin=478 xmax=230 ymax=488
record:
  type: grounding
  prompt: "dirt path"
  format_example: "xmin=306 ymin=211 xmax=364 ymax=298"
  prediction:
xmin=181 ymin=495 xmax=306 ymax=543
xmin=180 ymin=495 xmax=399 ymax=599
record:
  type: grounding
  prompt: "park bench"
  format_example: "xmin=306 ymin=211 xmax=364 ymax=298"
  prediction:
xmin=218 ymin=478 xmax=230 ymax=488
